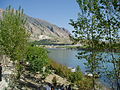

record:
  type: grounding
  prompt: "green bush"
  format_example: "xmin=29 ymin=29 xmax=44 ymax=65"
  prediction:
xmin=26 ymin=46 xmax=49 ymax=73
xmin=69 ymin=71 xmax=83 ymax=83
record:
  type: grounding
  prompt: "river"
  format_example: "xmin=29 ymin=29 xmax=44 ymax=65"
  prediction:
xmin=48 ymin=48 xmax=120 ymax=89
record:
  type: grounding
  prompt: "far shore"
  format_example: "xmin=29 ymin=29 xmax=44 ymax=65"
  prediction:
xmin=36 ymin=44 xmax=82 ymax=49
xmin=36 ymin=44 xmax=120 ymax=53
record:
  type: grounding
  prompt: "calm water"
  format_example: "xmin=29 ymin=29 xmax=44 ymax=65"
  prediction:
xmin=48 ymin=48 xmax=86 ymax=72
xmin=48 ymin=48 xmax=120 ymax=88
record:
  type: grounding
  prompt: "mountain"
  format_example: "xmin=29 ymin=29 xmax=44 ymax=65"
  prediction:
xmin=26 ymin=16 xmax=72 ymax=44
xmin=0 ymin=8 xmax=72 ymax=44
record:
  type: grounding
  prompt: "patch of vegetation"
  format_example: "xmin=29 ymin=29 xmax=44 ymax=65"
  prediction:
xmin=0 ymin=6 xmax=29 ymax=81
xmin=49 ymin=60 xmax=93 ymax=89
xmin=75 ymin=78 xmax=93 ymax=90
xmin=26 ymin=46 xmax=49 ymax=73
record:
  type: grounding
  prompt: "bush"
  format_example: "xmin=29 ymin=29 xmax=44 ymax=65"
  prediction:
xmin=26 ymin=46 xmax=49 ymax=73
xmin=69 ymin=71 xmax=83 ymax=83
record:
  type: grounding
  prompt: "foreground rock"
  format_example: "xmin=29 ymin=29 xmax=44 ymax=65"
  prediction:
xmin=45 ymin=73 xmax=70 ymax=85
xmin=0 ymin=65 xmax=13 ymax=90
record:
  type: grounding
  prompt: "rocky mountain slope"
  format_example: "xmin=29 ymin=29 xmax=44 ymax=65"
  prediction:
xmin=0 ymin=8 xmax=72 ymax=44
xmin=26 ymin=16 xmax=72 ymax=44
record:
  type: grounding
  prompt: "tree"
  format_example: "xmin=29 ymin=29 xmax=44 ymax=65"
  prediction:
xmin=70 ymin=4 xmax=103 ymax=90
xmin=100 ymin=8 xmax=120 ymax=89
xmin=0 ymin=6 xmax=29 ymax=79
xmin=70 ymin=0 xmax=120 ymax=89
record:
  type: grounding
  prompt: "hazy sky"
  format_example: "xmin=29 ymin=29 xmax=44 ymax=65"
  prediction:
xmin=0 ymin=0 xmax=80 ymax=33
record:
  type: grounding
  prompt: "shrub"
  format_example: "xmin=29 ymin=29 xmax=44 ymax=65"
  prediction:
xmin=26 ymin=46 xmax=49 ymax=73
xmin=69 ymin=71 xmax=83 ymax=83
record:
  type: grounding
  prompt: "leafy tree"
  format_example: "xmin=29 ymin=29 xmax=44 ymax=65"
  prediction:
xmin=70 ymin=5 xmax=103 ymax=90
xmin=70 ymin=0 xmax=120 ymax=89
xmin=100 ymin=7 xmax=120 ymax=89
xmin=0 ymin=6 xmax=29 ymax=79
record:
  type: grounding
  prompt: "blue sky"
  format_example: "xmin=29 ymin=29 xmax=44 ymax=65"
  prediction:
xmin=0 ymin=0 xmax=80 ymax=33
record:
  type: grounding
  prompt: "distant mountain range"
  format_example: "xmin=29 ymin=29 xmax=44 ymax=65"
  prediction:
xmin=0 ymin=8 xmax=72 ymax=44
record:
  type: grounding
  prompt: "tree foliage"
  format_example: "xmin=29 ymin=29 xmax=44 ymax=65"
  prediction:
xmin=70 ymin=0 xmax=120 ymax=89
xmin=0 ymin=6 xmax=29 ymax=62
xmin=0 ymin=6 xmax=29 ymax=80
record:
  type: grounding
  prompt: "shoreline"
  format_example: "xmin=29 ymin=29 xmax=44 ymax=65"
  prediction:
xmin=38 ymin=44 xmax=120 ymax=53
xmin=48 ymin=49 xmax=114 ymax=90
